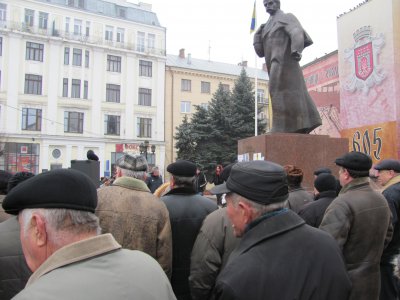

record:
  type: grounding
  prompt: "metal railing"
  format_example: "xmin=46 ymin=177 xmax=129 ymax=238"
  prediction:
xmin=0 ymin=20 xmax=166 ymax=56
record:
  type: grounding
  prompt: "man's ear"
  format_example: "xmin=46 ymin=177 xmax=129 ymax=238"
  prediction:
xmin=238 ymin=201 xmax=253 ymax=224
xmin=31 ymin=213 xmax=47 ymax=247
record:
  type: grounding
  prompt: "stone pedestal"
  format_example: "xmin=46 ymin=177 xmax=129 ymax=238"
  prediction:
xmin=238 ymin=133 xmax=349 ymax=190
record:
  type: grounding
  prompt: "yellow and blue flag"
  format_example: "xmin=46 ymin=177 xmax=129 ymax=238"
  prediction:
xmin=250 ymin=0 xmax=256 ymax=33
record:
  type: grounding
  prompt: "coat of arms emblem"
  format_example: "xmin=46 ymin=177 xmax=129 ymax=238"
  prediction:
xmin=344 ymin=26 xmax=385 ymax=95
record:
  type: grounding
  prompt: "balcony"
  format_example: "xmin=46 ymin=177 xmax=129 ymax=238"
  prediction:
xmin=1 ymin=20 xmax=166 ymax=56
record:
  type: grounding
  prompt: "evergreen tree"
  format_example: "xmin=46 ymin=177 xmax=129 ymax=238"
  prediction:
xmin=174 ymin=115 xmax=196 ymax=161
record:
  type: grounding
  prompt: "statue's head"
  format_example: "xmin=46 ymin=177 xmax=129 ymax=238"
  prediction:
xmin=264 ymin=0 xmax=280 ymax=15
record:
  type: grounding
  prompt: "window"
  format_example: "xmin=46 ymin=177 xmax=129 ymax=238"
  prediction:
xmin=221 ymin=84 xmax=230 ymax=92
xmin=0 ymin=37 xmax=2 ymax=56
xmin=65 ymin=17 xmax=70 ymax=33
xmin=116 ymin=28 xmax=124 ymax=43
xmin=24 ymin=74 xmax=42 ymax=95
xmin=39 ymin=12 xmax=48 ymax=29
xmin=148 ymin=33 xmax=155 ymax=50
xmin=74 ymin=19 xmax=82 ymax=35
xmin=137 ymin=117 xmax=151 ymax=138
xmin=22 ymin=108 xmax=42 ymax=131
xmin=181 ymin=101 xmax=191 ymax=113
xmin=200 ymin=103 xmax=209 ymax=110
xmin=85 ymin=50 xmax=89 ymax=68
xmin=257 ymin=89 xmax=265 ymax=103
xmin=105 ymin=26 xmax=113 ymax=41
xmin=24 ymin=9 xmax=34 ymax=27
xmin=78 ymin=0 xmax=85 ymax=9
xmin=85 ymin=21 xmax=90 ymax=36
xmin=107 ymin=55 xmax=121 ymax=72
xmin=72 ymin=48 xmax=82 ymax=66
xmin=137 ymin=31 xmax=145 ymax=52
xmin=138 ymin=88 xmax=151 ymax=106
xmin=104 ymin=115 xmax=120 ymax=135
xmin=139 ymin=60 xmax=152 ymax=77
xmin=201 ymin=81 xmax=211 ymax=94
xmin=26 ymin=42 xmax=44 ymax=62
xmin=64 ymin=111 xmax=83 ymax=133
xmin=106 ymin=84 xmax=120 ymax=103
xmin=181 ymin=79 xmax=191 ymax=92
xmin=71 ymin=79 xmax=81 ymax=98
xmin=64 ymin=47 xmax=70 ymax=65
xmin=117 ymin=6 xmax=126 ymax=18
xmin=83 ymin=80 xmax=88 ymax=99
xmin=0 ymin=4 xmax=7 ymax=22
xmin=62 ymin=78 xmax=68 ymax=97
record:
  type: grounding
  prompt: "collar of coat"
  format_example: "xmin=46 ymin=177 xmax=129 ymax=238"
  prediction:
xmin=27 ymin=233 xmax=121 ymax=286
xmin=230 ymin=210 xmax=305 ymax=261
xmin=383 ymin=174 xmax=400 ymax=192
xmin=339 ymin=177 xmax=370 ymax=194
xmin=112 ymin=176 xmax=150 ymax=192
xmin=315 ymin=190 xmax=337 ymax=200
xmin=164 ymin=186 xmax=196 ymax=195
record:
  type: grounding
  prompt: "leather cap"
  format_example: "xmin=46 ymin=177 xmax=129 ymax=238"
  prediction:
xmin=167 ymin=160 xmax=197 ymax=177
xmin=374 ymin=159 xmax=400 ymax=173
xmin=335 ymin=151 xmax=372 ymax=172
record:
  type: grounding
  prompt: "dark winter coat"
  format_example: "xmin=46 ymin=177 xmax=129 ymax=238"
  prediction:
xmin=162 ymin=187 xmax=218 ymax=300
xmin=146 ymin=174 xmax=163 ymax=193
xmin=285 ymin=187 xmax=313 ymax=213
xmin=298 ymin=190 xmax=336 ymax=227
xmin=0 ymin=217 xmax=31 ymax=299
xmin=189 ymin=208 xmax=240 ymax=300
xmin=320 ymin=178 xmax=392 ymax=300
xmin=211 ymin=210 xmax=351 ymax=300
xmin=381 ymin=176 xmax=400 ymax=262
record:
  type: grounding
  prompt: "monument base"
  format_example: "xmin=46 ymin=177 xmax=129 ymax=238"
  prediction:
xmin=238 ymin=133 xmax=349 ymax=190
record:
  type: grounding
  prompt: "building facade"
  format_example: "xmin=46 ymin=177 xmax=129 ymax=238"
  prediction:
xmin=0 ymin=0 xmax=166 ymax=176
xmin=165 ymin=49 xmax=269 ymax=171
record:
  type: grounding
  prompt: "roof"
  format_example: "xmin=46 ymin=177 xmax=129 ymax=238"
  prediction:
xmin=38 ymin=0 xmax=161 ymax=27
xmin=166 ymin=54 xmax=269 ymax=80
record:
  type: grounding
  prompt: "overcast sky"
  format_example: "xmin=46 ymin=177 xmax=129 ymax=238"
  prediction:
xmin=146 ymin=0 xmax=364 ymax=67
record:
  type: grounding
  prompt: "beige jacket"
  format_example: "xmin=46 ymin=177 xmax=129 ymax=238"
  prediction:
xmin=96 ymin=176 xmax=172 ymax=278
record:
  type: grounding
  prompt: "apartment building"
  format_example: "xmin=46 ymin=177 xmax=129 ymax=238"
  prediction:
xmin=0 ymin=0 xmax=166 ymax=176
xmin=165 ymin=49 xmax=269 ymax=170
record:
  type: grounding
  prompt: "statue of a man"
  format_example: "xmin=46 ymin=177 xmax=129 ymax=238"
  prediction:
xmin=254 ymin=0 xmax=322 ymax=134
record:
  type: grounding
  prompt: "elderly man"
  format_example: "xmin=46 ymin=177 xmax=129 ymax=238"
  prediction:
xmin=2 ymin=168 xmax=176 ymax=300
xmin=209 ymin=161 xmax=350 ymax=300
xmin=162 ymin=160 xmax=218 ymax=300
xmin=374 ymin=159 xmax=400 ymax=300
xmin=253 ymin=0 xmax=321 ymax=133
xmin=320 ymin=152 xmax=392 ymax=300
xmin=96 ymin=154 xmax=172 ymax=277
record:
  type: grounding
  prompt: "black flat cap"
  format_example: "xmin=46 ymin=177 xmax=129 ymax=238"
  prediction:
xmin=314 ymin=167 xmax=332 ymax=176
xmin=2 ymin=169 xmax=97 ymax=215
xmin=167 ymin=160 xmax=197 ymax=177
xmin=210 ymin=161 xmax=288 ymax=205
xmin=335 ymin=151 xmax=372 ymax=172
xmin=117 ymin=153 xmax=148 ymax=172
xmin=374 ymin=159 xmax=400 ymax=173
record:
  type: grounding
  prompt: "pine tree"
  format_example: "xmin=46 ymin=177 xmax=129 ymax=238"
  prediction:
xmin=174 ymin=115 xmax=196 ymax=161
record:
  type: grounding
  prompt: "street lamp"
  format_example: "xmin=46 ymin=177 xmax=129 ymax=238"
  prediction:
xmin=139 ymin=140 xmax=156 ymax=162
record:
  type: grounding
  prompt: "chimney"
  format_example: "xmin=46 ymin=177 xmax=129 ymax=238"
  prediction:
xmin=241 ymin=61 xmax=248 ymax=67
xmin=262 ymin=63 xmax=268 ymax=72
xmin=179 ymin=48 xmax=185 ymax=59
xmin=187 ymin=53 xmax=192 ymax=65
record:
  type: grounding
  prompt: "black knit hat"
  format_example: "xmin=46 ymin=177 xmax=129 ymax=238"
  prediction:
xmin=314 ymin=173 xmax=337 ymax=193
xmin=313 ymin=167 xmax=332 ymax=176
xmin=2 ymin=169 xmax=98 ymax=215
xmin=210 ymin=161 xmax=289 ymax=205
xmin=167 ymin=160 xmax=197 ymax=177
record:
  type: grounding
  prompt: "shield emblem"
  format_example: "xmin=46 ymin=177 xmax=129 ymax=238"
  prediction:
xmin=354 ymin=42 xmax=373 ymax=80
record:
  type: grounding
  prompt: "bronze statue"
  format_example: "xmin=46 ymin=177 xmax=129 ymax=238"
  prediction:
xmin=254 ymin=0 xmax=322 ymax=134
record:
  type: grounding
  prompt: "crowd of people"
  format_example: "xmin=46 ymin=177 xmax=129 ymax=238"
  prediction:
xmin=0 ymin=151 xmax=399 ymax=300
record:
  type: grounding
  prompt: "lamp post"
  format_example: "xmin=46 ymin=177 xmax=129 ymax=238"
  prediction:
xmin=139 ymin=140 xmax=156 ymax=164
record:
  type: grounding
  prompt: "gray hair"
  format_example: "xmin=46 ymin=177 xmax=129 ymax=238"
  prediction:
xmin=229 ymin=193 xmax=287 ymax=217
xmin=20 ymin=208 xmax=101 ymax=247
xmin=120 ymin=168 xmax=147 ymax=181
xmin=172 ymin=175 xmax=195 ymax=188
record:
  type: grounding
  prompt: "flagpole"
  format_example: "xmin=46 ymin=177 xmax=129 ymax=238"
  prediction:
xmin=251 ymin=0 xmax=257 ymax=136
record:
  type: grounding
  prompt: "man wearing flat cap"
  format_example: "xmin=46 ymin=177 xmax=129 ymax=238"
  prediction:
xmin=2 ymin=168 xmax=176 ymax=300
xmin=374 ymin=159 xmax=400 ymax=300
xmin=320 ymin=151 xmax=392 ymax=300
xmin=162 ymin=160 xmax=218 ymax=300
xmin=210 ymin=160 xmax=351 ymax=300
xmin=96 ymin=153 xmax=172 ymax=278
